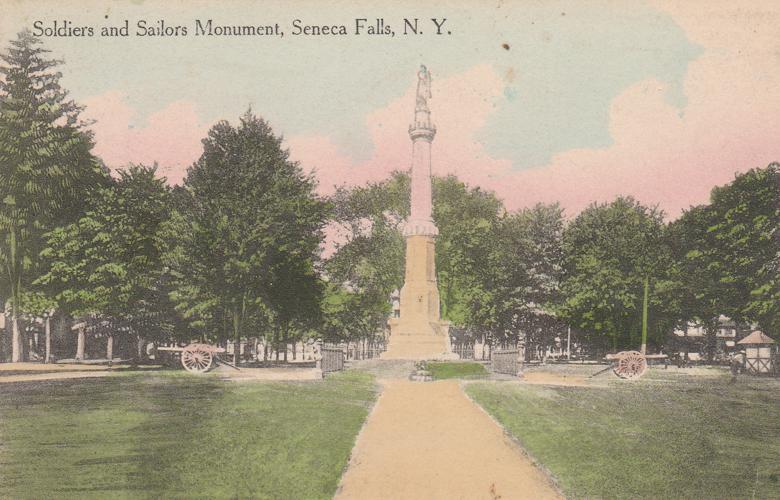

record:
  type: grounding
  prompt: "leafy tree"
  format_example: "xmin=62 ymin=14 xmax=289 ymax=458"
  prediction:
xmin=432 ymin=175 xmax=503 ymax=325
xmin=325 ymin=173 xmax=506 ymax=347
xmin=494 ymin=204 xmax=565 ymax=354
xmin=167 ymin=112 xmax=327 ymax=363
xmin=0 ymin=31 xmax=105 ymax=361
xmin=321 ymin=282 xmax=387 ymax=351
xmin=323 ymin=172 xmax=408 ymax=345
xmin=708 ymin=164 xmax=780 ymax=335
xmin=36 ymin=165 xmax=172 ymax=357
xmin=559 ymin=197 xmax=671 ymax=352
xmin=669 ymin=164 xmax=780 ymax=346
xmin=457 ymin=202 xmax=566 ymax=357
xmin=665 ymin=204 xmax=723 ymax=356
xmin=266 ymin=251 xmax=323 ymax=360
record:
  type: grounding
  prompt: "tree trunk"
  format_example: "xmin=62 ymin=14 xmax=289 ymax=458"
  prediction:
xmin=641 ymin=275 xmax=649 ymax=355
xmin=273 ymin=327 xmax=279 ymax=361
xmin=106 ymin=334 xmax=114 ymax=361
xmin=232 ymin=309 xmax=240 ymax=366
xmin=76 ymin=327 xmax=86 ymax=362
xmin=292 ymin=341 xmax=297 ymax=360
xmin=136 ymin=335 xmax=145 ymax=361
xmin=8 ymin=225 xmax=24 ymax=363
xmin=282 ymin=322 xmax=288 ymax=362
xmin=10 ymin=308 xmax=22 ymax=362
xmin=45 ymin=316 xmax=52 ymax=363
xmin=263 ymin=341 xmax=268 ymax=362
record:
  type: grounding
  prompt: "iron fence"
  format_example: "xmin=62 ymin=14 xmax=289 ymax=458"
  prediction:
xmin=320 ymin=346 xmax=345 ymax=374
xmin=491 ymin=349 xmax=522 ymax=376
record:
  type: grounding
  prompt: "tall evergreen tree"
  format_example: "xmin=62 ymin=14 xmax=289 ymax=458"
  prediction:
xmin=0 ymin=31 xmax=105 ymax=361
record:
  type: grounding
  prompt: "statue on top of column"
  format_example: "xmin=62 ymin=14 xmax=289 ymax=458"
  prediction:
xmin=416 ymin=65 xmax=432 ymax=111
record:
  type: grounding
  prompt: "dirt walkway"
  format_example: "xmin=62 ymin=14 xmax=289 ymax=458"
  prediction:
xmin=0 ymin=362 xmax=111 ymax=372
xmin=0 ymin=371 xmax=114 ymax=384
xmin=336 ymin=379 xmax=561 ymax=500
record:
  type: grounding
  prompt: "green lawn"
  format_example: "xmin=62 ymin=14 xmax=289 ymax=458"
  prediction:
xmin=466 ymin=372 xmax=780 ymax=499
xmin=0 ymin=370 xmax=377 ymax=499
xmin=428 ymin=361 xmax=488 ymax=380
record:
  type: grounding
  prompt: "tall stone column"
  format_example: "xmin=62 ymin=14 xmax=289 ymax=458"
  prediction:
xmin=383 ymin=65 xmax=455 ymax=360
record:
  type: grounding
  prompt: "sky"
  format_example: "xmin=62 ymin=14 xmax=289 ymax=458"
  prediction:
xmin=2 ymin=0 xmax=779 ymax=219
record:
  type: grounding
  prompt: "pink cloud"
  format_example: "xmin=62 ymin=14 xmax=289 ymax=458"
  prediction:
xmin=83 ymin=92 xmax=208 ymax=185
xmin=513 ymin=0 xmax=780 ymax=217
xmin=84 ymin=2 xmax=780 ymax=222
xmin=291 ymin=22 xmax=780 ymax=219
xmin=287 ymin=64 xmax=513 ymax=197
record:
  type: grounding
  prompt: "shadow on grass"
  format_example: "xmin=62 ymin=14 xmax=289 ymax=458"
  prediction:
xmin=0 ymin=371 xmax=377 ymax=499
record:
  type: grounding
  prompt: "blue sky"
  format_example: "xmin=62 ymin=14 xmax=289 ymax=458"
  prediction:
xmin=2 ymin=0 xmax=700 ymax=168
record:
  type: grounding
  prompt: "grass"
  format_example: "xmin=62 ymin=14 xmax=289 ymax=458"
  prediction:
xmin=427 ymin=361 xmax=488 ymax=380
xmin=0 ymin=370 xmax=377 ymax=499
xmin=466 ymin=371 xmax=780 ymax=499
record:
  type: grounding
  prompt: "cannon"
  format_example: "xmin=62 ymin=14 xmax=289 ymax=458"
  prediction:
xmin=605 ymin=351 xmax=648 ymax=379
xmin=593 ymin=351 xmax=667 ymax=379
xmin=156 ymin=343 xmax=232 ymax=374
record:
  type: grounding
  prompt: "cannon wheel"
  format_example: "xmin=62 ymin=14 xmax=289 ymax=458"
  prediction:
xmin=613 ymin=350 xmax=647 ymax=379
xmin=181 ymin=344 xmax=214 ymax=373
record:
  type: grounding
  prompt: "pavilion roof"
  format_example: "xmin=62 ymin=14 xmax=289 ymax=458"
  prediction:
xmin=737 ymin=330 xmax=775 ymax=345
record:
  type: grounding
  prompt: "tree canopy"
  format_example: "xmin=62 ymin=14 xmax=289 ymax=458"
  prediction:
xmin=166 ymin=111 xmax=327 ymax=362
xmin=669 ymin=164 xmax=780 ymax=341
xmin=37 ymin=165 xmax=172 ymax=347
xmin=558 ymin=197 xmax=672 ymax=351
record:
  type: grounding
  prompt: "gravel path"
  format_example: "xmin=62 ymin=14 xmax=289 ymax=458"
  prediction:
xmin=335 ymin=378 xmax=562 ymax=500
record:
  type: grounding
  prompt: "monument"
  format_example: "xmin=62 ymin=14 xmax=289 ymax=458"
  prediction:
xmin=382 ymin=65 xmax=456 ymax=360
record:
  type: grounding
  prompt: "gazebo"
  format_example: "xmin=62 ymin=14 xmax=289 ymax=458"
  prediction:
xmin=737 ymin=331 xmax=776 ymax=375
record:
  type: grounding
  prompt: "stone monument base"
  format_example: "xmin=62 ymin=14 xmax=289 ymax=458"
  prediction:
xmin=382 ymin=319 xmax=459 ymax=360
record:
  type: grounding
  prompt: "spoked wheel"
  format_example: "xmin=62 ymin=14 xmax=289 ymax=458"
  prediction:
xmin=181 ymin=344 xmax=214 ymax=374
xmin=613 ymin=350 xmax=648 ymax=380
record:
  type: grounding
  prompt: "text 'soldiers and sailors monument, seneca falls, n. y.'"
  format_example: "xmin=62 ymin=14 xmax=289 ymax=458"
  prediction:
xmin=382 ymin=65 xmax=457 ymax=360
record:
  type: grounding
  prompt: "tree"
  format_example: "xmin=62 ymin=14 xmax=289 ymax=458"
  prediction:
xmin=321 ymin=282 xmax=388 ymax=351
xmin=666 ymin=204 xmax=723 ymax=357
xmin=669 ymin=163 xmax=780 ymax=347
xmin=432 ymin=175 xmax=503 ymax=325
xmin=0 ymin=31 xmax=106 ymax=361
xmin=559 ymin=197 xmax=671 ymax=352
xmin=323 ymin=172 xmax=407 ymax=347
xmin=456 ymin=202 xmax=566 ymax=357
xmin=167 ymin=111 xmax=327 ymax=364
xmin=708 ymin=164 xmax=780 ymax=335
xmin=36 ymin=165 xmax=172 ymax=358
xmin=324 ymin=173 xmax=507 ymax=349
xmin=494 ymin=204 xmax=565 ymax=355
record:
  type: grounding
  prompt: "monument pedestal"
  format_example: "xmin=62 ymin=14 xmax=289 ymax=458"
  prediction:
xmin=383 ymin=318 xmax=456 ymax=360
xmin=382 ymin=235 xmax=457 ymax=360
